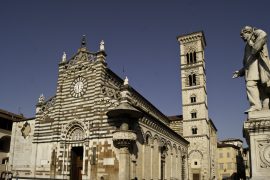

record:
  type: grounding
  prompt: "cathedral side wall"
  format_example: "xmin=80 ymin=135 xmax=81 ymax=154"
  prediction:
xmin=133 ymin=123 xmax=187 ymax=180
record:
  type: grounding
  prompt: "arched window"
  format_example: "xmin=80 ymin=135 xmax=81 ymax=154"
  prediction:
xmin=186 ymin=53 xmax=190 ymax=64
xmin=191 ymin=126 xmax=198 ymax=134
xmin=188 ymin=75 xmax=193 ymax=86
xmin=193 ymin=52 xmax=197 ymax=63
xmin=188 ymin=74 xmax=197 ymax=86
xmin=191 ymin=112 xmax=197 ymax=119
xmin=192 ymin=74 xmax=196 ymax=85
xmin=190 ymin=53 xmax=193 ymax=64
xmin=190 ymin=95 xmax=196 ymax=103
xmin=186 ymin=51 xmax=197 ymax=64
xmin=191 ymin=110 xmax=197 ymax=119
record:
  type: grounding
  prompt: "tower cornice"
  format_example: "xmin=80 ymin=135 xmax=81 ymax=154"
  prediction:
xmin=177 ymin=31 xmax=206 ymax=47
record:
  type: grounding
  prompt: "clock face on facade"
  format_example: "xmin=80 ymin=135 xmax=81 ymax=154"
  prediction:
xmin=70 ymin=76 xmax=87 ymax=98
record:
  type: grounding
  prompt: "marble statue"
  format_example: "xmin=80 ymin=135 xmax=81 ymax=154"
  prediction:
xmin=233 ymin=26 xmax=270 ymax=113
xmin=100 ymin=40 xmax=105 ymax=51
xmin=61 ymin=52 xmax=66 ymax=62
xmin=124 ymin=76 xmax=129 ymax=85
xmin=38 ymin=94 xmax=45 ymax=103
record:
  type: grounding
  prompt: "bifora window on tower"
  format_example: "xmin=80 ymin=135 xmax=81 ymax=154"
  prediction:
xmin=190 ymin=94 xmax=197 ymax=103
xmin=188 ymin=74 xmax=197 ymax=86
xmin=191 ymin=112 xmax=197 ymax=119
xmin=186 ymin=52 xmax=197 ymax=64
xmin=191 ymin=126 xmax=198 ymax=135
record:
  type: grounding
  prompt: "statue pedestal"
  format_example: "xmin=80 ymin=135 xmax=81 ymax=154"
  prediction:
xmin=243 ymin=110 xmax=270 ymax=180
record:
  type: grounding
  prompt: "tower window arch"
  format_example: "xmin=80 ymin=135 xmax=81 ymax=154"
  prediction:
xmin=190 ymin=94 xmax=197 ymax=103
xmin=193 ymin=52 xmax=197 ymax=63
xmin=188 ymin=74 xmax=197 ymax=86
xmin=191 ymin=126 xmax=198 ymax=134
xmin=186 ymin=53 xmax=190 ymax=64
xmin=190 ymin=53 xmax=193 ymax=63
xmin=186 ymin=51 xmax=197 ymax=64
xmin=190 ymin=109 xmax=197 ymax=119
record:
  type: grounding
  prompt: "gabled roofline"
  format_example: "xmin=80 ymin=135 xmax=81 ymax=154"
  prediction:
xmin=106 ymin=68 xmax=170 ymax=125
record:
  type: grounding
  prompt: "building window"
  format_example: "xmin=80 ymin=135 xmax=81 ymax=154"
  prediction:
xmin=186 ymin=53 xmax=190 ymax=64
xmin=193 ymin=52 xmax=197 ymax=63
xmin=186 ymin=52 xmax=197 ymax=64
xmin=227 ymin=162 xmax=232 ymax=170
xmin=188 ymin=74 xmax=197 ymax=86
xmin=219 ymin=163 xmax=224 ymax=170
xmin=227 ymin=152 xmax=230 ymax=158
xmin=191 ymin=112 xmax=197 ymax=119
xmin=193 ymin=74 xmax=196 ymax=85
xmin=188 ymin=75 xmax=192 ymax=86
xmin=190 ymin=95 xmax=196 ymax=103
xmin=194 ymin=161 xmax=198 ymax=165
xmin=190 ymin=53 xmax=193 ymax=63
xmin=192 ymin=127 xmax=198 ymax=134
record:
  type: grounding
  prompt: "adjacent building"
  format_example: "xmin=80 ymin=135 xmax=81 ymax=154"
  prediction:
xmin=9 ymin=37 xmax=189 ymax=180
xmin=242 ymin=147 xmax=250 ymax=179
xmin=217 ymin=139 xmax=246 ymax=180
xmin=0 ymin=109 xmax=24 ymax=174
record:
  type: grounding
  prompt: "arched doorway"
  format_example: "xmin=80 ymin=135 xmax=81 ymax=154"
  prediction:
xmin=66 ymin=124 xmax=85 ymax=180
xmin=71 ymin=146 xmax=83 ymax=180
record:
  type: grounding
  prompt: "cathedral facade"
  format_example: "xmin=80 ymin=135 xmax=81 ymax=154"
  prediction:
xmin=9 ymin=37 xmax=189 ymax=180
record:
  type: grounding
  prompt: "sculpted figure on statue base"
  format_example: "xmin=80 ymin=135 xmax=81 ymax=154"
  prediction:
xmin=233 ymin=26 xmax=270 ymax=113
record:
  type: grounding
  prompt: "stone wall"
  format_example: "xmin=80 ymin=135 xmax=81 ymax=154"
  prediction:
xmin=9 ymin=119 xmax=35 ymax=177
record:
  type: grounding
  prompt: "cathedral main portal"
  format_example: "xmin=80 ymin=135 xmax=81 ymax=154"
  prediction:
xmin=71 ymin=146 xmax=83 ymax=180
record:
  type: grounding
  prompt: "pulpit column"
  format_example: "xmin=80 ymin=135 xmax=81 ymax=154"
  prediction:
xmin=112 ymin=129 xmax=137 ymax=180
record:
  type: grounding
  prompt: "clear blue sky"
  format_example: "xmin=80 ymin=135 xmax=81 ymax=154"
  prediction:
xmin=1 ymin=0 xmax=270 ymax=143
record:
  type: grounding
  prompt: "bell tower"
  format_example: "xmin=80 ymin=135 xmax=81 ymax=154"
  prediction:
xmin=178 ymin=31 xmax=208 ymax=123
xmin=177 ymin=31 xmax=217 ymax=180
